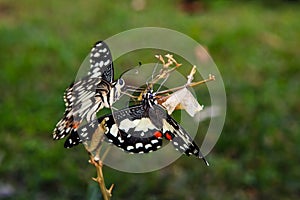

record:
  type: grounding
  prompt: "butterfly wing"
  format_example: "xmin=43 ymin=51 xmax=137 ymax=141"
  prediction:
xmin=53 ymin=77 xmax=111 ymax=140
xmin=110 ymin=104 xmax=164 ymax=153
xmin=162 ymin=113 xmax=204 ymax=158
xmin=65 ymin=104 xmax=164 ymax=153
xmin=89 ymin=41 xmax=114 ymax=82
xmin=53 ymin=41 xmax=114 ymax=141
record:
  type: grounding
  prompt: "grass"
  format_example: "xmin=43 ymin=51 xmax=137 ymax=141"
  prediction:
xmin=0 ymin=0 xmax=300 ymax=199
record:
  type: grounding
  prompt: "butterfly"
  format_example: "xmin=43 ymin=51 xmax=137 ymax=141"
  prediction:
xmin=53 ymin=41 xmax=125 ymax=147
xmin=71 ymin=89 xmax=209 ymax=165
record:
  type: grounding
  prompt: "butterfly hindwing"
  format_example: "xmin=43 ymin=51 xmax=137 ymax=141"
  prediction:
xmin=64 ymin=130 xmax=82 ymax=148
xmin=107 ymin=105 xmax=164 ymax=153
xmin=69 ymin=104 xmax=163 ymax=153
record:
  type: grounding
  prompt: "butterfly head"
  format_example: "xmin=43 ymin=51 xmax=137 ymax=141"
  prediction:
xmin=113 ymin=78 xmax=126 ymax=99
xmin=142 ymin=89 xmax=157 ymax=108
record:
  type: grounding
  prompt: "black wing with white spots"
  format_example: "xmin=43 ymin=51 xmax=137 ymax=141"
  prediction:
xmin=53 ymin=41 xmax=115 ymax=141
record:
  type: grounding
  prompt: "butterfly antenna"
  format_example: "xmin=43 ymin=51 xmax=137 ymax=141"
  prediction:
xmin=198 ymin=151 xmax=209 ymax=166
xmin=145 ymin=60 xmax=160 ymax=87
xmin=202 ymin=157 xmax=209 ymax=166
xmin=156 ymin=73 xmax=169 ymax=93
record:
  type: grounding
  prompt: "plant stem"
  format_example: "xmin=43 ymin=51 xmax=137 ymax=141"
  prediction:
xmin=89 ymin=156 xmax=114 ymax=200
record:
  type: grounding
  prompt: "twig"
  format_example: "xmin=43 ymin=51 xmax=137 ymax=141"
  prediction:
xmin=137 ymin=54 xmax=182 ymax=100
xmin=89 ymin=155 xmax=114 ymax=200
xmin=156 ymin=74 xmax=215 ymax=95
xmin=85 ymin=118 xmax=114 ymax=199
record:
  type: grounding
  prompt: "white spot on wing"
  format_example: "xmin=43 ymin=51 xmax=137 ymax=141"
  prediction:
xmin=93 ymin=52 xmax=100 ymax=57
xmin=134 ymin=118 xmax=156 ymax=132
xmin=99 ymin=61 xmax=104 ymax=67
xmin=118 ymin=136 xmax=124 ymax=143
xmin=119 ymin=119 xmax=136 ymax=132
xmin=100 ymin=48 xmax=107 ymax=53
xmin=110 ymin=124 xmax=119 ymax=137
xmin=135 ymin=143 xmax=143 ymax=149
xmin=127 ymin=146 xmax=134 ymax=151
xmin=151 ymin=139 xmax=159 ymax=144
xmin=81 ymin=132 xmax=88 ymax=137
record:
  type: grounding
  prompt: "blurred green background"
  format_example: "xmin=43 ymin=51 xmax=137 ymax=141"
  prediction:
xmin=1 ymin=0 xmax=299 ymax=199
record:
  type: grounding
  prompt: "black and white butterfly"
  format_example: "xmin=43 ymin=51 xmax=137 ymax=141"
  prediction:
xmin=71 ymin=89 xmax=209 ymax=165
xmin=53 ymin=41 xmax=125 ymax=147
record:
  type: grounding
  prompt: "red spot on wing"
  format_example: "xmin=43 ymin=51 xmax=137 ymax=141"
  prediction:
xmin=165 ymin=132 xmax=173 ymax=141
xmin=154 ymin=131 xmax=163 ymax=138
xmin=72 ymin=121 xmax=80 ymax=129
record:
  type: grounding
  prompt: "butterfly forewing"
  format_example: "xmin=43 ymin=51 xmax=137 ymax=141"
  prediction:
xmin=89 ymin=41 xmax=114 ymax=82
